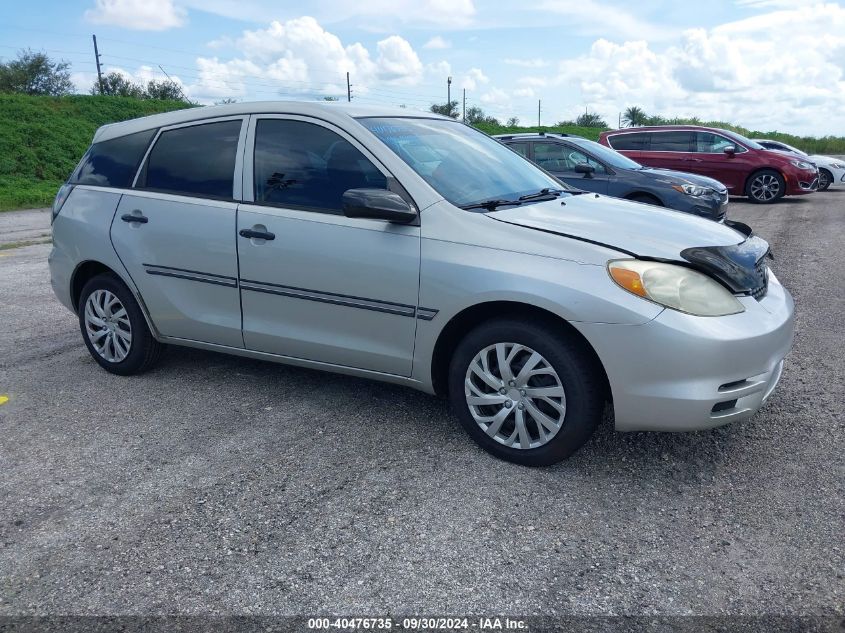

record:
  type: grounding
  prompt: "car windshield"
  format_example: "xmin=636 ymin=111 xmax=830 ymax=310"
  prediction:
xmin=566 ymin=137 xmax=643 ymax=170
xmin=719 ymin=129 xmax=764 ymax=150
xmin=358 ymin=117 xmax=567 ymax=208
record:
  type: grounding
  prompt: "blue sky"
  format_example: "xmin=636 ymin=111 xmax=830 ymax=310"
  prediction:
xmin=2 ymin=0 xmax=844 ymax=135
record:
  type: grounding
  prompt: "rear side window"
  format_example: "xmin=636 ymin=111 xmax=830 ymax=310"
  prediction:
xmin=507 ymin=142 xmax=529 ymax=157
xmin=608 ymin=132 xmax=650 ymax=151
xmin=650 ymin=131 xmax=693 ymax=152
xmin=70 ymin=129 xmax=155 ymax=187
xmin=253 ymin=119 xmax=387 ymax=213
xmin=139 ymin=120 xmax=242 ymax=199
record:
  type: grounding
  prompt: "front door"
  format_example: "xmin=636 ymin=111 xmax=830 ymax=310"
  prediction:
xmin=110 ymin=117 xmax=247 ymax=348
xmin=691 ymin=132 xmax=753 ymax=194
xmin=237 ymin=116 xmax=421 ymax=376
xmin=533 ymin=141 xmax=610 ymax=194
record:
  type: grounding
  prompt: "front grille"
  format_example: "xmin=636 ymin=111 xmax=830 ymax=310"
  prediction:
xmin=750 ymin=260 xmax=769 ymax=301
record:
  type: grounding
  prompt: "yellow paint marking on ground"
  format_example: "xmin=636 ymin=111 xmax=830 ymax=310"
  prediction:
xmin=0 ymin=395 xmax=9 ymax=406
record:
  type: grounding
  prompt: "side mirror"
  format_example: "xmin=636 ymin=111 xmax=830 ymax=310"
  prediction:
xmin=342 ymin=188 xmax=417 ymax=224
xmin=574 ymin=163 xmax=596 ymax=178
xmin=723 ymin=145 xmax=736 ymax=155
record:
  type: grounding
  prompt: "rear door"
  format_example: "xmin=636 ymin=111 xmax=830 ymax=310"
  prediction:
xmin=532 ymin=141 xmax=610 ymax=194
xmin=110 ymin=117 xmax=247 ymax=348
xmin=643 ymin=130 xmax=693 ymax=172
xmin=236 ymin=115 xmax=421 ymax=376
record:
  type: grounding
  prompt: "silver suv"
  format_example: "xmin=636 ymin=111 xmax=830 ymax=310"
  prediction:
xmin=49 ymin=102 xmax=795 ymax=465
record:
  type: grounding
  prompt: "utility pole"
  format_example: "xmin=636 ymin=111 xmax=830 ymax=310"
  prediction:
xmin=346 ymin=72 xmax=351 ymax=102
xmin=462 ymin=88 xmax=466 ymax=122
xmin=447 ymin=76 xmax=452 ymax=107
xmin=92 ymin=34 xmax=104 ymax=95
xmin=538 ymin=99 xmax=541 ymax=129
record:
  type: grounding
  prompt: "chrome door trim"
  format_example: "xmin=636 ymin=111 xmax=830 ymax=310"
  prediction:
xmin=143 ymin=264 xmax=238 ymax=288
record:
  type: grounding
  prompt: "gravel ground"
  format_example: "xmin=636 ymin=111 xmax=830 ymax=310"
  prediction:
xmin=0 ymin=193 xmax=842 ymax=618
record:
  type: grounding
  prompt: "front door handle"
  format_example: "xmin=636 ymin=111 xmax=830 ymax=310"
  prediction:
xmin=121 ymin=212 xmax=148 ymax=224
xmin=239 ymin=228 xmax=275 ymax=241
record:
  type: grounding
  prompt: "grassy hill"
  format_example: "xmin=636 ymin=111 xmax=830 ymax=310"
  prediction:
xmin=0 ymin=94 xmax=191 ymax=211
xmin=1 ymin=93 xmax=843 ymax=211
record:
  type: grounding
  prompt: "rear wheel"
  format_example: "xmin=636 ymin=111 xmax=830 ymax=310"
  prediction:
xmin=448 ymin=318 xmax=604 ymax=466
xmin=746 ymin=169 xmax=785 ymax=203
xmin=78 ymin=273 xmax=163 ymax=375
xmin=818 ymin=168 xmax=832 ymax=191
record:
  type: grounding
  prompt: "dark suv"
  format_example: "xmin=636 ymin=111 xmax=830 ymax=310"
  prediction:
xmin=496 ymin=133 xmax=728 ymax=220
xmin=599 ymin=126 xmax=819 ymax=204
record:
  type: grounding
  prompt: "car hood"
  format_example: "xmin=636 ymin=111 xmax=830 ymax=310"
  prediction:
xmin=487 ymin=194 xmax=770 ymax=294
xmin=808 ymin=154 xmax=840 ymax=167
xmin=487 ymin=193 xmax=746 ymax=260
xmin=637 ymin=168 xmax=727 ymax=191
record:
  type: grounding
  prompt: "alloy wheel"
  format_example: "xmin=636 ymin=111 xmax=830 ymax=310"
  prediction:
xmin=749 ymin=173 xmax=780 ymax=202
xmin=84 ymin=289 xmax=132 ymax=363
xmin=464 ymin=342 xmax=567 ymax=450
xmin=819 ymin=170 xmax=831 ymax=190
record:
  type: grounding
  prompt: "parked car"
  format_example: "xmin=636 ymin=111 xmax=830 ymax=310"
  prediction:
xmin=49 ymin=102 xmax=794 ymax=465
xmin=495 ymin=132 xmax=729 ymax=220
xmin=599 ymin=126 xmax=819 ymax=204
xmin=753 ymin=139 xmax=845 ymax=191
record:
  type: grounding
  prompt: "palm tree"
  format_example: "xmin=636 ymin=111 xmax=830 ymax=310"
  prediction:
xmin=622 ymin=106 xmax=647 ymax=127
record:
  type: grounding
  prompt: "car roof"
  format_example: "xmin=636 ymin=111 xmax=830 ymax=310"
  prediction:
xmin=602 ymin=125 xmax=734 ymax=135
xmin=93 ymin=101 xmax=450 ymax=143
xmin=493 ymin=132 xmax=581 ymax=141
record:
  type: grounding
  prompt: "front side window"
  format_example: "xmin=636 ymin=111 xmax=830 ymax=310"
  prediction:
xmin=650 ymin=131 xmax=693 ymax=152
xmin=253 ymin=119 xmax=387 ymax=213
xmin=70 ymin=129 xmax=156 ymax=187
xmin=533 ymin=143 xmax=607 ymax=174
xmin=359 ymin=118 xmax=564 ymax=208
xmin=139 ymin=120 xmax=242 ymax=199
xmin=607 ymin=132 xmax=650 ymax=151
xmin=695 ymin=132 xmax=741 ymax=153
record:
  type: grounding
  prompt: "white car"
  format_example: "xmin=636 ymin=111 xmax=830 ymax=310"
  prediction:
xmin=754 ymin=139 xmax=845 ymax=191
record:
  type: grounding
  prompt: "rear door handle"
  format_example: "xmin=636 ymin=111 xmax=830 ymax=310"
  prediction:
xmin=239 ymin=228 xmax=275 ymax=241
xmin=121 ymin=212 xmax=148 ymax=224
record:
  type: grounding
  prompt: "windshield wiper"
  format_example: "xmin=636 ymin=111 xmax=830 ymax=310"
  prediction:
xmin=518 ymin=188 xmax=564 ymax=202
xmin=460 ymin=198 xmax=523 ymax=211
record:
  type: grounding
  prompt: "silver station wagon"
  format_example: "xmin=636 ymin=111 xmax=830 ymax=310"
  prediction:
xmin=49 ymin=102 xmax=795 ymax=465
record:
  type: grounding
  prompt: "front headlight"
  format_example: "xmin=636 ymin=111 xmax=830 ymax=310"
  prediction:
xmin=607 ymin=259 xmax=745 ymax=316
xmin=672 ymin=183 xmax=710 ymax=197
xmin=790 ymin=159 xmax=814 ymax=170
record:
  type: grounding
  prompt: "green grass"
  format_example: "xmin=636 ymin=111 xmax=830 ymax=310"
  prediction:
xmin=0 ymin=93 xmax=192 ymax=211
xmin=1 ymin=93 xmax=844 ymax=211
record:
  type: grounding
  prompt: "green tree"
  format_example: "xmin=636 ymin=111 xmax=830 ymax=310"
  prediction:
xmin=215 ymin=97 xmax=239 ymax=105
xmin=576 ymin=112 xmax=608 ymax=128
xmin=94 ymin=72 xmax=145 ymax=98
xmin=322 ymin=96 xmax=339 ymax=101
xmin=0 ymin=49 xmax=73 ymax=96
xmin=622 ymin=106 xmax=647 ymax=127
xmin=506 ymin=116 xmax=520 ymax=127
xmin=145 ymin=79 xmax=186 ymax=101
xmin=430 ymin=100 xmax=459 ymax=119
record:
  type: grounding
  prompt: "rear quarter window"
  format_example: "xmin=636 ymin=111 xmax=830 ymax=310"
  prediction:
xmin=608 ymin=132 xmax=650 ymax=151
xmin=69 ymin=129 xmax=156 ymax=187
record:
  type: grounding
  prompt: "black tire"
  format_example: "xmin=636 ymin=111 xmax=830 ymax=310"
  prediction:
xmin=745 ymin=169 xmax=785 ymax=204
xmin=447 ymin=317 xmax=605 ymax=466
xmin=78 ymin=272 xmax=164 ymax=375
xmin=628 ymin=193 xmax=663 ymax=206
xmin=818 ymin=168 xmax=832 ymax=191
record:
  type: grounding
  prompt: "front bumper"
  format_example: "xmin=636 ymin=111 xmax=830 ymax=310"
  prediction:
xmin=574 ymin=271 xmax=795 ymax=432
xmin=785 ymin=168 xmax=819 ymax=195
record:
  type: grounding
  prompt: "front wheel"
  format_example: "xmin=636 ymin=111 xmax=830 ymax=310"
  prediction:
xmin=818 ymin=169 xmax=832 ymax=191
xmin=78 ymin=273 xmax=164 ymax=375
xmin=746 ymin=169 xmax=785 ymax=204
xmin=448 ymin=318 xmax=605 ymax=466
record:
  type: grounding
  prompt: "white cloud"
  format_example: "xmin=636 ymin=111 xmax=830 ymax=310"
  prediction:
xmin=504 ymin=58 xmax=548 ymax=68
xmin=376 ymin=36 xmax=424 ymax=84
xmin=423 ymin=36 xmax=451 ymax=49
xmin=460 ymin=67 xmax=489 ymax=91
xmin=84 ymin=0 xmax=186 ymax=30
xmin=535 ymin=0 xmax=670 ymax=41
xmin=513 ymin=87 xmax=535 ymax=98
xmin=548 ymin=3 xmax=845 ymax=135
